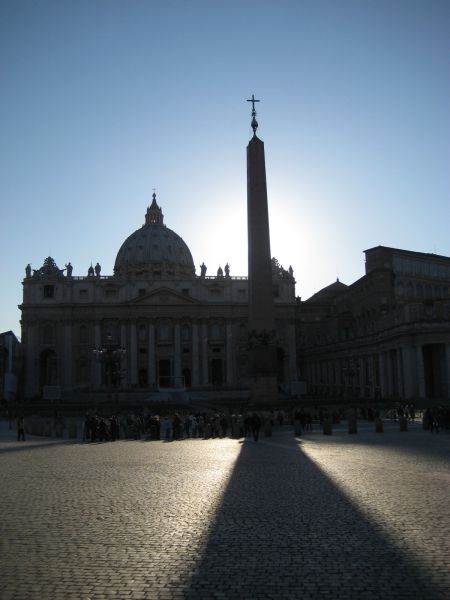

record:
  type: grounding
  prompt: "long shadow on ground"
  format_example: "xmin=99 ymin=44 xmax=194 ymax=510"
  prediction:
xmin=183 ymin=432 xmax=446 ymax=600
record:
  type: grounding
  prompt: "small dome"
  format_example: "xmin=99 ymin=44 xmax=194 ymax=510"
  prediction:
xmin=114 ymin=194 xmax=195 ymax=279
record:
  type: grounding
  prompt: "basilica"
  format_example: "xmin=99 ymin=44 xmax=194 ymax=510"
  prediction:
xmin=20 ymin=193 xmax=298 ymax=400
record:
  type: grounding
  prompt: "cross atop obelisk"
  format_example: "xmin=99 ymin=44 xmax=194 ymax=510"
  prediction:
xmin=247 ymin=94 xmax=260 ymax=135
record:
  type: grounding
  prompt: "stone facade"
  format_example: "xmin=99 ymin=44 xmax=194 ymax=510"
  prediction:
xmin=297 ymin=246 xmax=450 ymax=403
xmin=20 ymin=197 xmax=298 ymax=399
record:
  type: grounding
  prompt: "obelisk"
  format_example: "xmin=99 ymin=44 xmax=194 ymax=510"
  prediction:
xmin=246 ymin=95 xmax=278 ymax=404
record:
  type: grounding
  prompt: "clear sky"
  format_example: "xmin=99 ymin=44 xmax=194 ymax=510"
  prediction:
xmin=1 ymin=0 xmax=449 ymax=337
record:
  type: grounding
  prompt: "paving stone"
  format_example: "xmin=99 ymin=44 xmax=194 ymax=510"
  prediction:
xmin=0 ymin=420 xmax=449 ymax=599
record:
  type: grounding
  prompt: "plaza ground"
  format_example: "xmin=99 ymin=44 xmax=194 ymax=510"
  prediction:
xmin=0 ymin=419 xmax=449 ymax=600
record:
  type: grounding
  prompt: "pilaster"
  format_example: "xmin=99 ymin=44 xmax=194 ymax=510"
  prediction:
xmin=202 ymin=320 xmax=209 ymax=385
xmin=94 ymin=322 xmax=102 ymax=386
xmin=416 ymin=345 xmax=426 ymax=399
xmin=226 ymin=319 xmax=234 ymax=385
xmin=192 ymin=320 xmax=200 ymax=386
xmin=148 ymin=321 xmax=156 ymax=387
xmin=63 ymin=321 xmax=73 ymax=388
xmin=130 ymin=320 xmax=138 ymax=386
xmin=174 ymin=320 xmax=181 ymax=384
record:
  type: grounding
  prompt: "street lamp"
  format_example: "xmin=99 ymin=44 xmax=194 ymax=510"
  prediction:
xmin=92 ymin=345 xmax=127 ymax=388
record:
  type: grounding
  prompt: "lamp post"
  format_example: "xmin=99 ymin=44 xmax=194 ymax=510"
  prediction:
xmin=92 ymin=344 xmax=127 ymax=388
xmin=111 ymin=348 xmax=127 ymax=388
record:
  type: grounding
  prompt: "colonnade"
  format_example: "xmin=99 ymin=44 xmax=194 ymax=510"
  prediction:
xmin=305 ymin=342 xmax=450 ymax=401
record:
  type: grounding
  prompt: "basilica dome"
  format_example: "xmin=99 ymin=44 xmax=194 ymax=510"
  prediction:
xmin=114 ymin=194 xmax=195 ymax=279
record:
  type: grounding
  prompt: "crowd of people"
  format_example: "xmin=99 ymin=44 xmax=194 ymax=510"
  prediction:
xmin=82 ymin=410 xmax=268 ymax=443
xmin=11 ymin=403 xmax=450 ymax=443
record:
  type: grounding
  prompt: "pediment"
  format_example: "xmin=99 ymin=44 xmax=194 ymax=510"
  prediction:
xmin=129 ymin=287 xmax=199 ymax=306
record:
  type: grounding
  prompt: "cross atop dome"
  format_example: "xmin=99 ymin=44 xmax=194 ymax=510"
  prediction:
xmin=145 ymin=191 xmax=164 ymax=225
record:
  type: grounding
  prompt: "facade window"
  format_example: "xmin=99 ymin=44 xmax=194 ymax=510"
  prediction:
xmin=138 ymin=288 xmax=146 ymax=297
xmin=273 ymin=285 xmax=279 ymax=298
xmin=43 ymin=285 xmax=54 ymax=298
xmin=105 ymin=289 xmax=117 ymax=298
xmin=79 ymin=325 xmax=88 ymax=344
xmin=157 ymin=320 xmax=171 ymax=342
xmin=79 ymin=289 xmax=88 ymax=299
xmin=42 ymin=324 xmax=54 ymax=344
xmin=182 ymin=324 xmax=190 ymax=340
xmin=211 ymin=322 xmax=222 ymax=340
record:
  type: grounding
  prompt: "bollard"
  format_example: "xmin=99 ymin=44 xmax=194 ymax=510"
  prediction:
xmin=294 ymin=421 xmax=302 ymax=437
xmin=322 ymin=418 xmax=332 ymax=435
xmin=399 ymin=416 xmax=408 ymax=432
xmin=264 ymin=421 xmax=272 ymax=437
xmin=375 ymin=418 xmax=383 ymax=433
xmin=348 ymin=416 xmax=357 ymax=434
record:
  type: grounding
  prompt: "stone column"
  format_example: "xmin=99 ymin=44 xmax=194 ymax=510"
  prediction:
xmin=226 ymin=320 xmax=234 ymax=385
xmin=397 ymin=348 xmax=405 ymax=399
xmin=386 ymin=351 xmax=394 ymax=397
xmin=130 ymin=320 xmax=138 ymax=386
xmin=63 ymin=321 xmax=73 ymax=388
xmin=25 ymin=323 xmax=38 ymax=397
xmin=174 ymin=320 xmax=181 ymax=386
xmin=379 ymin=352 xmax=387 ymax=398
xmin=357 ymin=357 xmax=364 ymax=399
xmin=416 ymin=345 xmax=426 ymax=399
xmin=402 ymin=346 xmax=416 ymax=399
xmin=192 ymin=321 xmax=200 ymax=386
xmin=148 ymin=321 xmax=156 ymax=388
xmin=287 ymin=321 xmax=298 ymax=383
xmin=202 ymin=320 xmax=209 ymax=385
xmin=94 ymin=322 xmax=102 ymax=386
xmin=120 ymin=321 xmax=127 ymax=388
xmin=446 ymin=344 xmax=450 ymax=399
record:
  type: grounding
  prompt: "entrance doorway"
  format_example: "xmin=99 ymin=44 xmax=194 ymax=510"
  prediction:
xmin=158 ymin=359 xmax=172 ymax=388
xmin=211 ymin=359 xmax=223 ymax=386
xmin=182 ymin=367 xmax=192 ymax=388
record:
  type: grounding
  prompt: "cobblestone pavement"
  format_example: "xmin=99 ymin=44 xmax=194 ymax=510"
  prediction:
xmin=0 ymin=420 xmax=449 ymax=599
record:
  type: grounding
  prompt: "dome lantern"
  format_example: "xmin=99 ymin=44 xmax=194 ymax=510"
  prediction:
xmin=145 ymin=192 xmax=164 ymax=225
